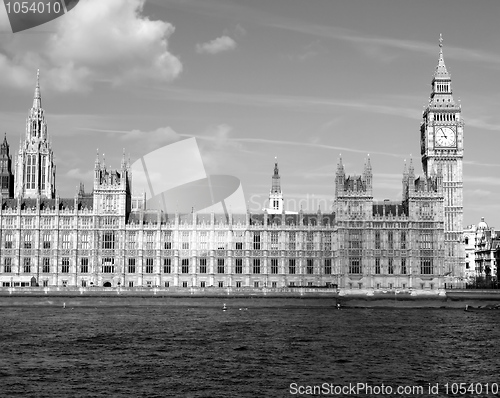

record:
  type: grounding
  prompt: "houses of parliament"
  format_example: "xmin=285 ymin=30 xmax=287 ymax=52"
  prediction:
xmin=0 ymin=38 xmax=464 ymax=291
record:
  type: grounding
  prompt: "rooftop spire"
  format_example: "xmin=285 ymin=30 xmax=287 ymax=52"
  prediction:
xmin=337 ymin=155 xmax=345 ymax=175
xmin=33 ymin=69 xmax=41 ymax=109
xmin=434 ymin=34 xmax=449 ymax=80
xmin=121 ymin=148 xmax=126 ymax=169
xmin=0 ymin=133 xmax=8 ymax=156
xmin=271 ymin=159 xmax=281 ymax=193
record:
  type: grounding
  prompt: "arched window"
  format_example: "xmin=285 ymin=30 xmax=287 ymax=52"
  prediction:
xmin=26 ymin=154 xmax=37 ymax=190
xmin=40 ymin=155 xmax=46 ymax=190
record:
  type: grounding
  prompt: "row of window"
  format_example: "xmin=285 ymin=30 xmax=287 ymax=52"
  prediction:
xmin=0 ymin=258 xmax=335 ymax=275
xmin=5 ymin=280 xmax=435 ymax=289
xmin=1 ymin=258 xmax=435 ymax=275
xmin=374 ymin=257 xmax=407 ymax=275
xmin=348 ymin=257 xmax=434 ymax=275
xmin=346 ymin=232 xmax=433 ymax=250
xmin=348 ymin=282 xmax=436 ymax=290
xmin=111 ymin=281 xmax=314 ymax=289
xmin=1 ymin=232 xmax=335 ymax=250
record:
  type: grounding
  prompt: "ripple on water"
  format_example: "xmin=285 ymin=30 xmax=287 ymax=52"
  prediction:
xmin=1 ymin=305 xmax=499 ymax=397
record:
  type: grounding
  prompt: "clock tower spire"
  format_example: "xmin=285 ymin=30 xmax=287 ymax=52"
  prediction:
xmin=421 ymin=35 xmax=464 ymax=278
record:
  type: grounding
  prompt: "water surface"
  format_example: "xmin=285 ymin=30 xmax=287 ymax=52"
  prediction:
xmin=1 ymin=302 xmax=499 ymax=397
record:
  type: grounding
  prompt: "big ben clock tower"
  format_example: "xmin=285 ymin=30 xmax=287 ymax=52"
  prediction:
xmin=421 ymin=35 xmax=464 ymax=278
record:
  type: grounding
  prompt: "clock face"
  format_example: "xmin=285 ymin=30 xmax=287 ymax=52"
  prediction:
xmin=435 ymin=127 xmax=456 ymax=147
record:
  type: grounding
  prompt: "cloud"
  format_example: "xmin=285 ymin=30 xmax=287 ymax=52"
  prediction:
xmin=465 ymin=189 xmax=492 ymax=198
xmin=229 ymin=137 xmax=403 ymax=158
xmin=290 ymin=40 xmax=328 ymax=62
xmin=206 ymin=124 xmax=242 ymax=150
xmin=66 ymin=168 xmax=94 ymax=182
xmin=0 ymin=0 xmax=182 ymax=91
xmin=462 ymin=117 xmax=500 ymax=132
xmin=184 ymin=124 xmax=252 ymax=174
xmin=186 ymin=124 xmax=242 ymax=150
xmin=265 ymin=19 xmax=500 ymax=67
xmin=235 ymin=24 xmax=247 ymax=37
xmin=465 ymin=176 xmax=500 ymax=186
xmin=196 ymin=35 xmax=237 ymax=54
xmin=149 ymin=86 xmax=420 ymax=121
xmin=79 ymin=126 xmax=182 ymax=153
xmin=120 ymin=126 xmax=181 ymax=151
xmin=463 ymin=160 xmax=500 ymax=168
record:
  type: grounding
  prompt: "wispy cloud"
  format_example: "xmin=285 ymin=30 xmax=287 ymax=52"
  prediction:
xmin=287 ymin=40 xmax=329 ymax=62
xmin=192 ymin=135 xmax=404 ymax=159
xmin=465 ymin=176 xmax=500 ymax=186
xmin=199 ymin=124 xmax=242 ymax=150
xmin=148 ymin=86 xmax=420 ymax=120
xmin=465 ymin=189 xmax=492 ymax=198
xmin=142 ymin=86 xmax=500 ymax=132
xmin=66 ymin=168 xmax=94 ymax=182
xmin=265 ymin=20 xmax=500 ymax=67
xmin=464 ymin=160 xmax=500 ymax=168
xmin=196 ymin=35 xmax=237 ymax=54
xmin=162 ymin=0 xmax=500 ymax=67
xmin=462 ymin=117 xmax=500 ymax=132
xmin=234 ymin=24 xmax=247 ymax=37
xmin=79 ymin=126 xmax=182 ymax=152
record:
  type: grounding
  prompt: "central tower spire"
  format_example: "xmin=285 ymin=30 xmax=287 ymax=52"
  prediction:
xmin=271 ymin=158 xmax=281 ymax=194
xmin=264 ymin=158 xmax=284 ymax=214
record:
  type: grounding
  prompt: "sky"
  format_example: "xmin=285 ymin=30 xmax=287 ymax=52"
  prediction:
xmin=0 ymin=0 xmax=499 ymax=227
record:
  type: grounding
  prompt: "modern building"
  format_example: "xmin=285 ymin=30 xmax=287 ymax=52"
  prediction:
xmin=0 ymin=37 xmax=465 ymax=290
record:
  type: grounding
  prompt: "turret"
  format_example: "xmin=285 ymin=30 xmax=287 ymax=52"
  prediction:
xmin=335 ymin=155 xmax=345 ymax=197
xmin=408 ymin=158 xmax=415 ymax=193
xmin=93 ymin=150 xmax=131 ymax=217
xmin=0 ymin=133 xmax=13 ymax=198
xmin=264 ymin=158 xmax=284 ymax=214
xmin=363 ymin=155 xmax=372 ymax=195
xmin=271 ymin=160 xmax=280 ymax=194
xmin=402 ymin=160 xmax=409 ymax=201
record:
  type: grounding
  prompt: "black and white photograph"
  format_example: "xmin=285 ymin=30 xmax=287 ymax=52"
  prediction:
xmin=1 ymin=1 xmax=500 ymax=397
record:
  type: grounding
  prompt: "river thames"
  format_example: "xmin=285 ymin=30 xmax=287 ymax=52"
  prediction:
xmin=1 ymin=300 xmax=499 ymax=397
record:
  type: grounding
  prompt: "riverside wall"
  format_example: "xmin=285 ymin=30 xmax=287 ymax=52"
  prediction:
xmin=1 ymin=287 xmax=500 ymax=308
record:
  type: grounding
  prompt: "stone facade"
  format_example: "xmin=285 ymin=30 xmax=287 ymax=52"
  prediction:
xmin=0 ymin=39 xmax=464 ymax=290
xmin=473 ymin=218 xmax=500 ymax=282
xmin=334 ymin=156 xmax=445 ymax=290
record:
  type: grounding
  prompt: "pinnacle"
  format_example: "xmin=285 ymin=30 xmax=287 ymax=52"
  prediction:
xmin=33 ymin=69 xmax=42 ymax=109
xmin=434 ymin=35 xmax=450 ymax=80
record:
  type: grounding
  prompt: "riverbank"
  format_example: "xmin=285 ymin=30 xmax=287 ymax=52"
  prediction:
xmin=1 ymin=287 xmax=500 ymax=308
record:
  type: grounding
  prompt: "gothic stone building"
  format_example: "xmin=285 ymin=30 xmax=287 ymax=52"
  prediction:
xmin=0 ymin=39 xmax=464 ymax=290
